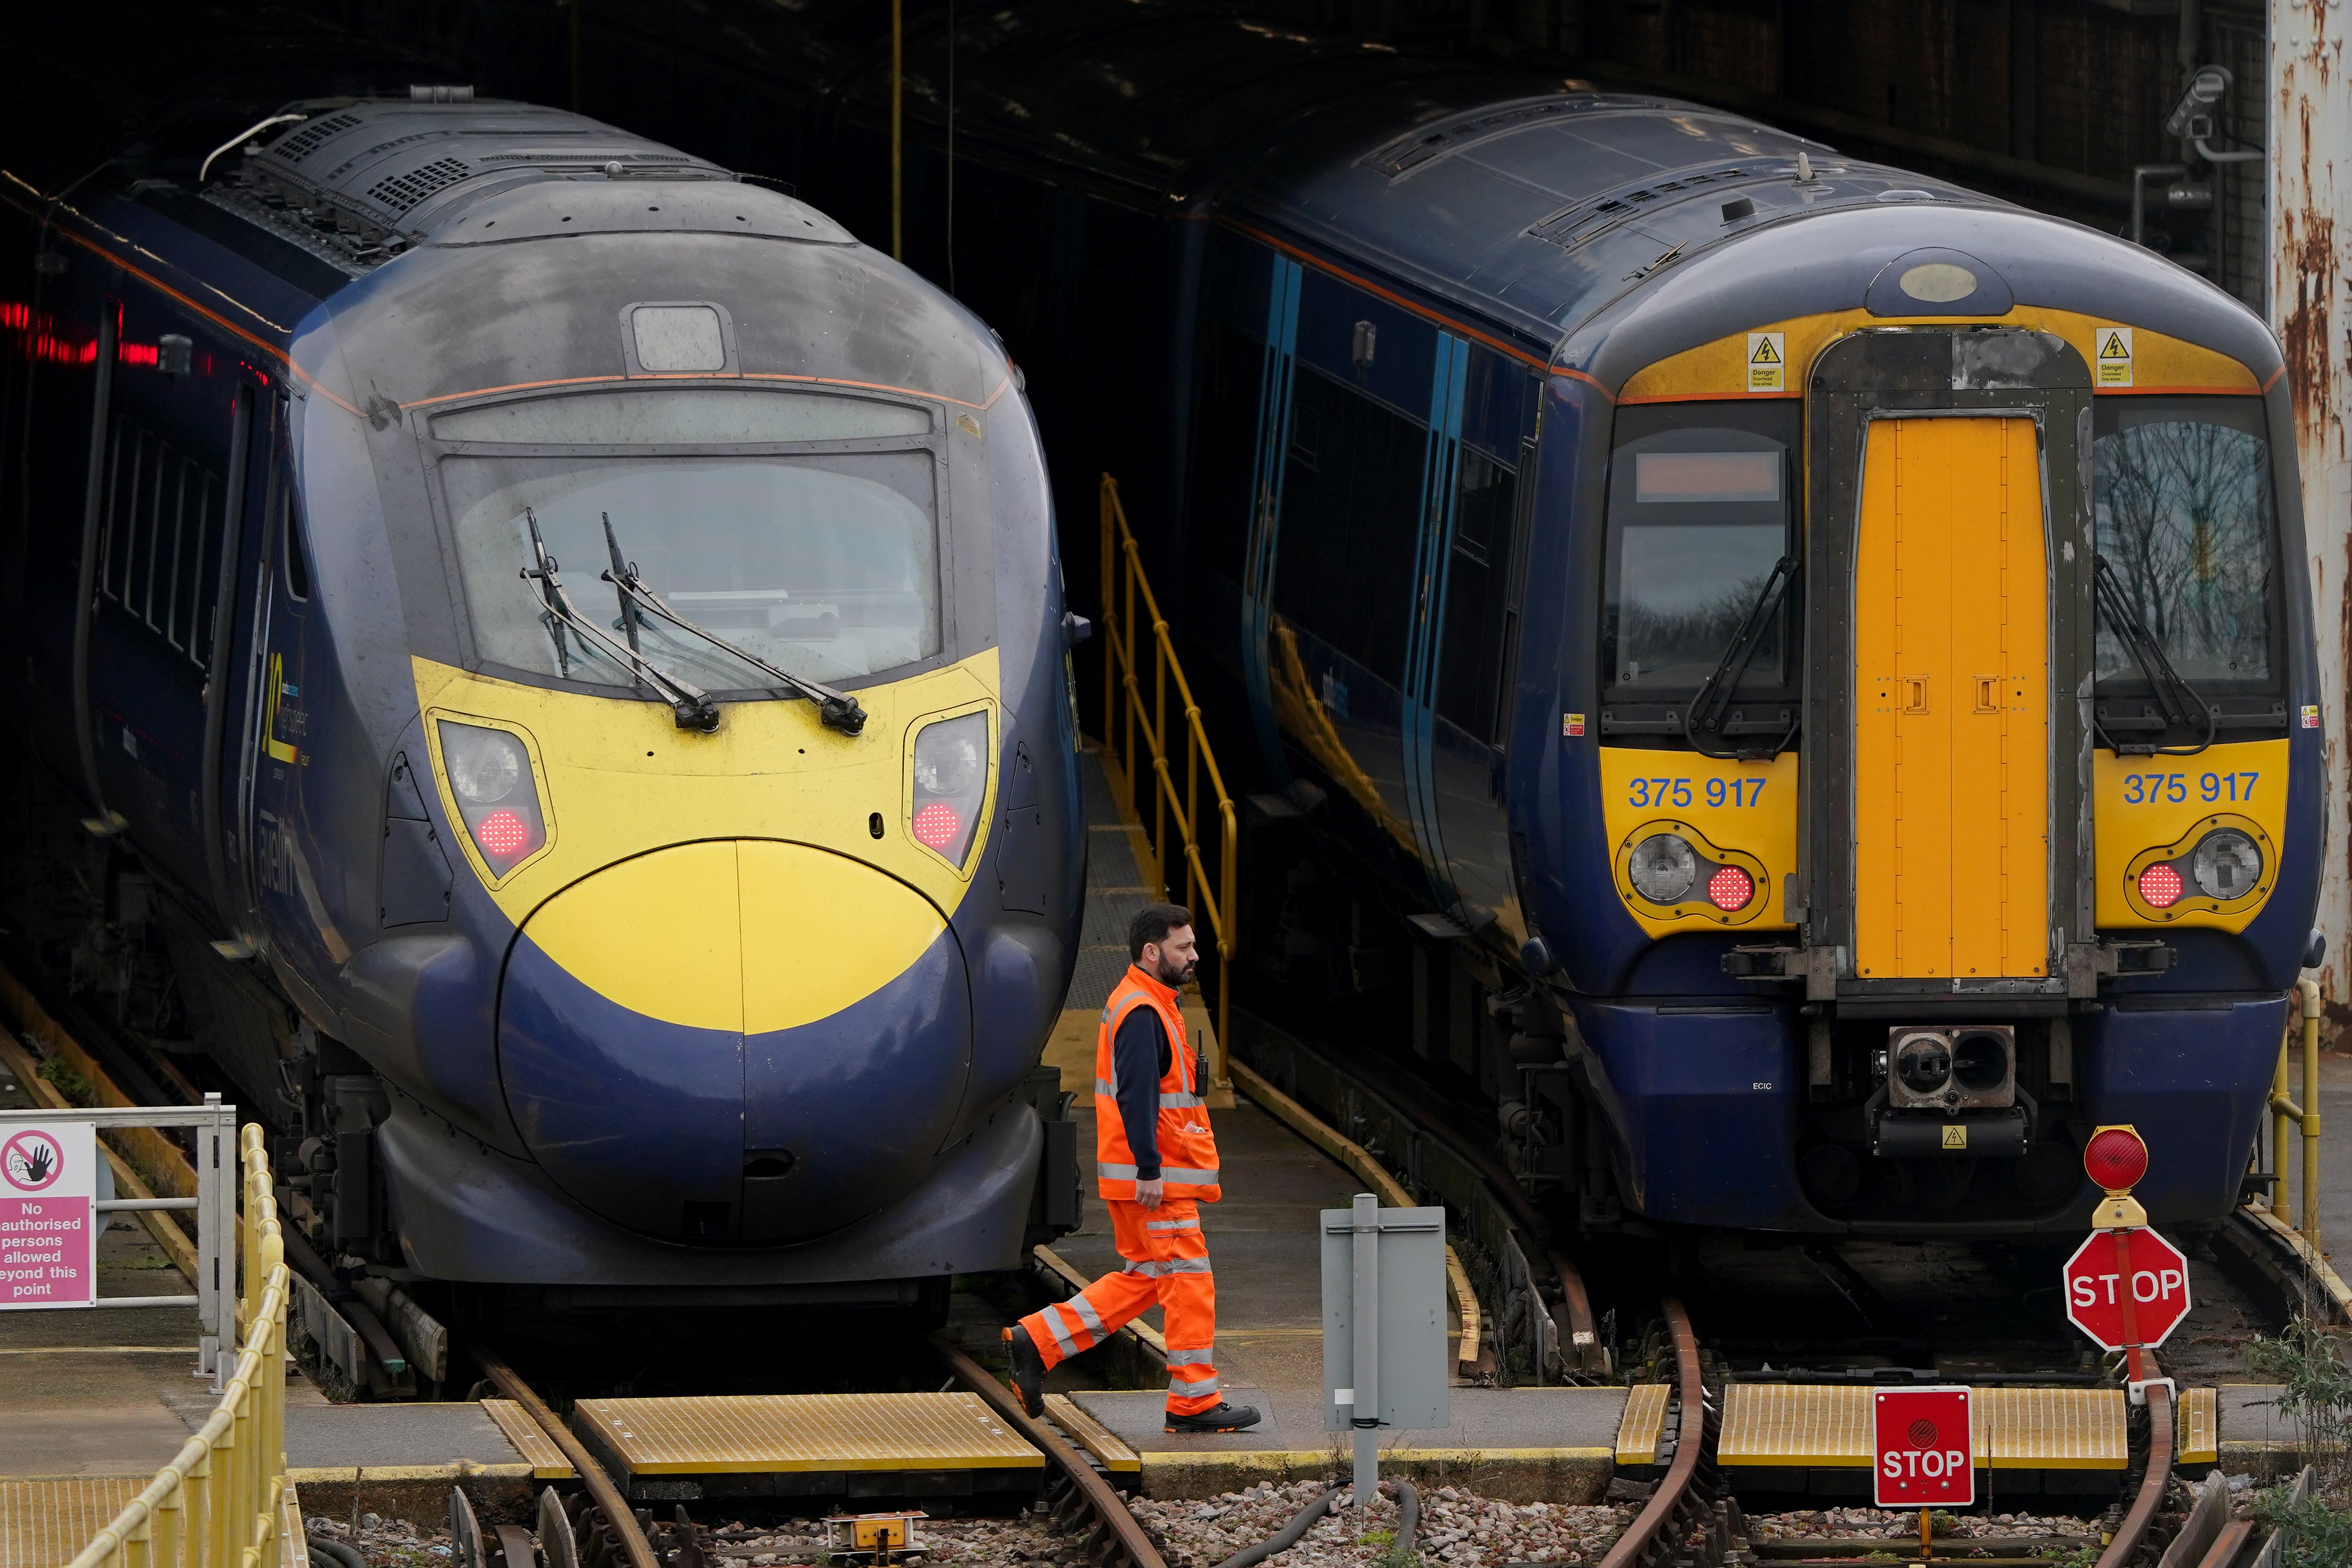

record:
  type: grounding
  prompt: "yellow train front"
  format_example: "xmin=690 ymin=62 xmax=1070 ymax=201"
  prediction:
xmin=1535 ymin=189 xmax=2321 ymax=1234
xmin=2 ymin=93 xmax=1085 ymax=1297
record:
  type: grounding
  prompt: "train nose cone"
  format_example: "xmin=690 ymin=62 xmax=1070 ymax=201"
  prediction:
xmin=496 ymin=840 xmax=970 ymax=1243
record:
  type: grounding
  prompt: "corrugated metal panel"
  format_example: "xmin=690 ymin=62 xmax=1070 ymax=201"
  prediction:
xmin=574 ymin=1393 xmax=1045 ymax=1475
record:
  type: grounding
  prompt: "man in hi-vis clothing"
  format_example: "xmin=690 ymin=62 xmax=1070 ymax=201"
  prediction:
xmin=1003 ymin=904 xmax=1261 ymax=1433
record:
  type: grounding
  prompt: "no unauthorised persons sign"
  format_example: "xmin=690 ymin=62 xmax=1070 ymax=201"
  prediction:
xmin=2 ymin=1121 xmax=96 ymax=1308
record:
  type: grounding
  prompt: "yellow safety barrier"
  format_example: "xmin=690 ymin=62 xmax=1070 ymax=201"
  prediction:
xmin=1099 ymin=473 xmax=1239 ymax=1091
xmin=68 ymin=1125 xmax=289 ymax=1568
xmin=2265 ymin=976 xmax=2324 ymax=1252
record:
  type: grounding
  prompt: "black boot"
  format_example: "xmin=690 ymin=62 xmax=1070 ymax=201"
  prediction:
xmin=1002 ymin=1324 xmax=1046 ymax=1417
xmin=1164 ymin=1402 xmax=1261 ymax=1433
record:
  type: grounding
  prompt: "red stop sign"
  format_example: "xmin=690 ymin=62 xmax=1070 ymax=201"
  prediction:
xmin=2062 ymin=1225 xmax=2192 ymax=1350
xmin=1873 ymin=1387 xmax=1975 ymax=1509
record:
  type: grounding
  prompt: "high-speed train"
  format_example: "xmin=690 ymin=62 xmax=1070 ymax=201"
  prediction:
xmin=0 ymin=79 xmax=1085 ymax=1299
xmin=733 ymin=0 xmax=2320 ymax=1237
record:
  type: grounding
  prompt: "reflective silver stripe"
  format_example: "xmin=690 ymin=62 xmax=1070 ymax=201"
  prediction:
xmin=1158 ymin=1257 xmax=1213 ymax=1275
xmin=1145 ymin=1217 xmax=1199 ymax=1232
xmin=1169 ymin=1375 xmax=1221 ymax=1397
xmin=1099 ymin=1162 xmax=1139 ymax=1180
xmin=1160 ymin=1092 xmax=1204 ymax=1108
xmin=1095 ymin=1077 xmax=1118 ymax=1098
xmin=1160 ymin=1166 xmax=1220 ymax=1184
xmin=1067 ymin=1294 xmax=1107 ymax=1341
xmin=1166 ymin=1347 xmax=1215 ymax=1366
xmin=1122 ymin=1258 xmax=1161 ymax=1277
xmin=1042 ymin=1305 xmax=1081 ymax=1356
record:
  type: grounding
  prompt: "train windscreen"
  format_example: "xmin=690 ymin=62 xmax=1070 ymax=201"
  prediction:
xmin=2091 ymin=396 xmax=2276 ymax=689
xmin=1602 ymin=401 xmax=1799 ymax=695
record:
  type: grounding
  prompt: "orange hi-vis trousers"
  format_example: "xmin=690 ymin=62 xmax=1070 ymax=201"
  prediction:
xmin=1017 ymin=1198 xmax=1219 ymax=1415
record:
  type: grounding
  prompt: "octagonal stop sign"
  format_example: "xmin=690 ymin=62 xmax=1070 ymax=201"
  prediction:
xmin=2062 ymin=1225 xmax=2192 ymax=1350
xmin=1873 ymin=1387 xmax=1974 ymax=1509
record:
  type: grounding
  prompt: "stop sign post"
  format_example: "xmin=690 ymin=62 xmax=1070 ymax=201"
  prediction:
xmin=1873 ymin=1386 xmax=1974 ymax=1510
xmin=2063 ymin=1125 xmax=2186 ymax=1398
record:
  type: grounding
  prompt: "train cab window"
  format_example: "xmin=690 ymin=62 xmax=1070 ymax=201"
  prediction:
xmin=2092 ymin=397 xmax=2276 ymax=693
xmin=443 ymin=449 xmax=939 ymax=690
xmin=1602 ymin=402 xmax=1799 ymax=698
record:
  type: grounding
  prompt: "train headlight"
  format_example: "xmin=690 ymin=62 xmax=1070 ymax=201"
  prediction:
xmin=1627 ymin=833 xmax=1698 ymax=904
xmin=437 ymin=721 xmax=547 ymax=874
xmin=2189 ymin=829 xmax=2262 ymax=900
xmin=909 ymin=711 xmax=989 ymax=867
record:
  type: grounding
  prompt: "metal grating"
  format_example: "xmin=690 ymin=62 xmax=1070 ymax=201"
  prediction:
xmin=1044 ymin=1394 xmax=1140 ymax=1474
xmin=0 ymin=1478 xmax=143 ymax=1568
xmin=2178 ymin=1386 xmax=2219 ymax=1466
xmin=270 ymin=113 xmax=363 ymax=166
xmin=365 ymin=157 xmax=473 ymax=217
xmin=1615 ymin=1382 xmax=1670 ymax=1466
xmin=481 ymin=1399 xmax=575 ymax=1478
xmin=575 ymin=1393 xmax=1045 ymax=1475
xmin=1526 ymin=166 xmax=1760 ymax=251
xmin=1716 ymin=1385 xmax=2129 ymax=1469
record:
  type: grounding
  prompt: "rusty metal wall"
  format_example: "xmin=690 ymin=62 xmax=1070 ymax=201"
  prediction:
xmin=2271 ymin=0 xmax=2348 ymax=1032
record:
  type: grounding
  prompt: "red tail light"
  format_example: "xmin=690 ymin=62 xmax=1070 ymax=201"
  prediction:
xmin=1706 ymin=865 xmax=1754 ymax=911
xmin=912 ymin=801 xmax=961 ymax=849
xmin=476 ymin=809 xmax=533 ymax=859
xmin=2084 ymin=1125 xmax=2150 ymax=1191
xmin=2137 ymin=863 xmax=2183 ymax=909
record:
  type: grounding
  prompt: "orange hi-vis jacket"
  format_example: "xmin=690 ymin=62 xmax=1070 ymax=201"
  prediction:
xmin=1094 ymin=965 xmax=1220 ymax=1203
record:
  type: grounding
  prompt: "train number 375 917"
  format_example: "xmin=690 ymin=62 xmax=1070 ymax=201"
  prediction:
xmin=1628 ymin=778 xmax=1767 ymax=808
xmin=2120 ymin=772 xmax=2259 ymax=805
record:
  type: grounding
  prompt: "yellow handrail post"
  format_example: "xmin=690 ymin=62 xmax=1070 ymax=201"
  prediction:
xmin=1095 ymin=473 xmax=1241 ymax=1096
xmin=2300 ymin=975 xmax=2322 ymax=1250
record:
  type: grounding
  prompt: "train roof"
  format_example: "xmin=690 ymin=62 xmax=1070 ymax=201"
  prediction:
xmin=779 ymin=0 xmax=2000 ymax=348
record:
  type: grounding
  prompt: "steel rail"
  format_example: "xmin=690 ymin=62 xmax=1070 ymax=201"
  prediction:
xmin=472 ymin=1345 xmax=661 ymax=1568
xmin=931 ymin=1333 xmax=1168 ymax=1568
xmin=1599 ymin=1299 xmax=1727 ymax=1568
xmin=2094 ymin=1378 xmax=2174 ymax=1568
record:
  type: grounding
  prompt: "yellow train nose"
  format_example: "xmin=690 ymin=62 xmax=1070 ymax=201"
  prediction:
xmin=496 ymin=840 xmax=972 ymax=1242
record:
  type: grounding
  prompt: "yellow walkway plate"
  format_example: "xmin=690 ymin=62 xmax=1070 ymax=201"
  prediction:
xmin=482 ymin=1399 xmax=576 ymax=1479
xmin=2178 ymin=1387 xmax=2218 ymax=1466
xmin=574 ymin=1393 xmax=1044 ymax=1476
xmin=1045 ymin=1395 xmax=1140 ymax=1474
xmin=1615 ymin=1384 xmax=1670 ymax=1467
xmin=1717 ymin=1386 xmax=2129 ymax=1470
xmin=0 ymin=1478 xmax=141 ymax=1568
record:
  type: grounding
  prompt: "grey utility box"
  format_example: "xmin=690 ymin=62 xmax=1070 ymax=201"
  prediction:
xmin=1321 ymin=1196 xmax=1450 ymax=1436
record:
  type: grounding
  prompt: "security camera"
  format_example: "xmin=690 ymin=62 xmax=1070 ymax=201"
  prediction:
xmin=2165 ymin=65 xmax=2231 ymax=141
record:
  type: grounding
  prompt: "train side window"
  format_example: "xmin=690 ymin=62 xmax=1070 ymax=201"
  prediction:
xmin=282 ymin=488 xmax=312 ymax=602
xmin=1602 ymin=401 xmax=1799 ymax=697
xmin=96 ymin=415 xmax=226 ymax=659
xmin=1270 ymin=363 xmax=1423 ymax=685
xmin=2091 ymin=396 xmax=2275 ymax=691
xmin=1435 ymin=446 xmax=1517 ymax=742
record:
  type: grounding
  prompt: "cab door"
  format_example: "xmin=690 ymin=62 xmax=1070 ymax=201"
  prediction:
xmin=1851 ymin=415 xmax=2049 ymax=980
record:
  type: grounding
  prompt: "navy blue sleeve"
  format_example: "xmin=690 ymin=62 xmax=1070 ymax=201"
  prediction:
xmin=1112 ymin=1006 xmax=1170 ymax=1180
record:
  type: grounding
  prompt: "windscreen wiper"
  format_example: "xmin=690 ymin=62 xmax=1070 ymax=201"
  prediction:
xmin=599 ymin=520 xmax=868 ymax=736
xmin=1683 ymin=554 xmax=1800 ymax=760
xmin=522 ymin=509 xmax=721 ymax=732
xmin=2092 ymin=553 xmax=2215 ymax=757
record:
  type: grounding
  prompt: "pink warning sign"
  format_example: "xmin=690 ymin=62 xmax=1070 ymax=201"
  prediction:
xmin=2 ymin=1122 xmax=97 ymax=1308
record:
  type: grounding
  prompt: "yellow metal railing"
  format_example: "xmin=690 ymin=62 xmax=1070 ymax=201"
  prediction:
xmin=1099 ymin=473 xmax=1238 ymax=1091
xmin=71 ymin=1125 xmax=289 ymax=1568
xmin=2265 ymin=976 xmax=2324 ymax=1251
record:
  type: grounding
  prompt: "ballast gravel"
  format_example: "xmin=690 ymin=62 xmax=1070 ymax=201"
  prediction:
xmin=1130 ymin=1481 xmax=1631 ymax=1568
xmin=706 ymin=1512 xmax=1070 ymax=1565
xmin=305 ymin=1513 xmax=455 ymax=1568
xmin=1746 ymin=1506 xmax=2100 ymax=1542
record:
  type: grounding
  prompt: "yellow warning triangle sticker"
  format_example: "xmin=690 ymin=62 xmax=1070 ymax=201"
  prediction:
xmin=1750 ymin=337 xmax=1782 ymax=364
xmin=2100 ymin=332 xmax=2130 ymax=359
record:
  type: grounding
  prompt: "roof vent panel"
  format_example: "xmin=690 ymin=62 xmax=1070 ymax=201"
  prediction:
xmin=367 ymin=157 xmax=475 ymax=217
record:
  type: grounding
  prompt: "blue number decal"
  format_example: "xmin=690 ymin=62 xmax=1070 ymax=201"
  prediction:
xmin=1629 ymin=779 xmax=1650 ymax=808
xmin=1671 ymin=779 xmax=1693 ymax=809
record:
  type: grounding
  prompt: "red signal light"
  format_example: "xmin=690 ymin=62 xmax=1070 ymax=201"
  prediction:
xmin=2083 ymin=1125 xmax=2150 ymax=1192
xmin=1706 ymin=865 xmax=1754 ymax=911
xmin=2138 ymin=863 xmax=2183 ymax=908
xmin=912 ymin=801 xmax=961 ymax=849
xmin=477 ymin=809 xmax=532 ymax=859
